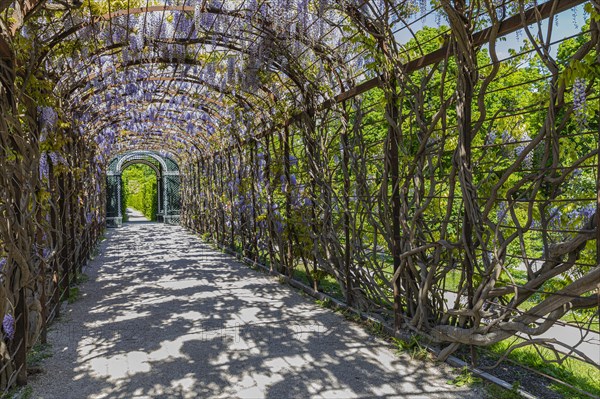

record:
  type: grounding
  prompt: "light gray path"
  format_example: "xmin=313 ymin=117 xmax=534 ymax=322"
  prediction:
xmin=30 ymin=223 xmax=483 ymax=399
xmin=125 ymin=208 xmax=149 ymax=223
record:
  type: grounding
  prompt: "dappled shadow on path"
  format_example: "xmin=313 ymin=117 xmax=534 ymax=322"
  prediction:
xmin=30 ymin=223 xmax=481 ymax=399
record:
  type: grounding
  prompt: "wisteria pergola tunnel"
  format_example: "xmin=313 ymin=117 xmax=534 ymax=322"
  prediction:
xmin=0 ymin=0 xmax=598 ymax=394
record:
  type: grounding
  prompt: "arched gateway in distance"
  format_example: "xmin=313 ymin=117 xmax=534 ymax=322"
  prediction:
xmin=106 ymin=150 xmax=181 ymax=227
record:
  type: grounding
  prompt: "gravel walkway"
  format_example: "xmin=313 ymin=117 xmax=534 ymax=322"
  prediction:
xmin=29 ymin=223 xmax=483 ymax=399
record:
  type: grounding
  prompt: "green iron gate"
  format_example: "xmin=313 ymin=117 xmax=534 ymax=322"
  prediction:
xmin=106 ymin=151 xmax=181 ymax=227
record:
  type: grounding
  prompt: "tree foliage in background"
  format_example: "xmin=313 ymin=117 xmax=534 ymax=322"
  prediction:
xmin=122 ymin=164 xmax=158 ymax=221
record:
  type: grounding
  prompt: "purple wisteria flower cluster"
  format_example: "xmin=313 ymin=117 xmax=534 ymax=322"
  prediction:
xmin=514 ymin=132 xmax=533 ymax=169
xmin=48 ymin=151 xmax=68 ymax=167
xmin=39 ymin=106 xmax=58 ymax=133
xmin=572 ymin=77 xmax=588 ymax=129
xmin=547 ymin=202 xmax=596 ymax=232
xmin=496 ymin=201 xmax=508 ymax=224
xmin=2 ymin=314 xmax=14 ymax=341
xmin=567 ymin=203 xmax=596 ymax=225
xmin=39 ymin=152 xmax=49 ymax=181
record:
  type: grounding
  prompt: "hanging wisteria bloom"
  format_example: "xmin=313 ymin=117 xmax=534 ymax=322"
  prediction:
xmin=0 ymin=257 xmax=6 ymax=271
xmin=3 ymin=314 xmax=14 ymax=340
xmin=280 ymin=175 xmax=287 ymax=192
xmin=39 ymin=106 xmax=58 ymax=133
xmin=39 ymin=152 xmax=49 ymax=181
xmin=48 ymin=151 xmax=60 ymax=166
xmin=486 ymin=130 xmax=497 ymax=146
xmin=515 ymin=133 xmax=533 ymax=169
xmin=572 ymin=77 xmax=588 ymax=129
xmin=497 ymin=201 xmax=508 ymax=224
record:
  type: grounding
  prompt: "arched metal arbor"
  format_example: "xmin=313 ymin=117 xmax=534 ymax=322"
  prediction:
xmin=106 ymin=150 xmax=181 ymax=227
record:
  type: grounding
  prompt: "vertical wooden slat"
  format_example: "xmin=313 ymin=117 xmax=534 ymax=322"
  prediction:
xmin=341 ymin=105 xmax=353 ymax=306
xmin=283 ymin=125 xmax=293 ymax=277
xmin=13 ymin=288 xmax=27 ymax=386
xmin=387 ymin=80 xmax=402 ymax=330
